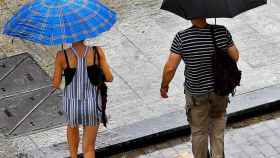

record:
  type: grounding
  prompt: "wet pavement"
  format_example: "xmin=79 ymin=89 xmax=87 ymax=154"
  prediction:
xmin=1 ymin=0 xmax=280 ymax=157
xmin=111 ymin=110 xmax=280 ymax=158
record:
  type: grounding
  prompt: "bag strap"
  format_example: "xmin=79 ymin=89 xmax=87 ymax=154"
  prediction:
xmin=63 ymin=50 xmax=70 ymax=68
xmin=93 ymin=47 xmax=102 ymax=112
xmin=92 ymin=46 xmax=101 ymax=66
xmin=210 ymin=25 xmax=218 ymax=50
xmin=96 ymin=87 xmax=102 ymax=112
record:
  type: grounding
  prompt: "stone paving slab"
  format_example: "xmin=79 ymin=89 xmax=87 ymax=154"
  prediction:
xmin=0 ymin=53 xmax=51 ymax=99
xmin=0 ymin=87 xmax=64 ymax=137
xmin=0 ymin=53 xmax=65 ymax=137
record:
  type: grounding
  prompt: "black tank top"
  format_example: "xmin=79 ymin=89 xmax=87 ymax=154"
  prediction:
xmin=63 ymin=46 xmax=105 ymax=86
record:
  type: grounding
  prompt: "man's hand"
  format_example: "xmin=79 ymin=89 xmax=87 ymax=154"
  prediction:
xmin=160 ymin=52 xmax=181 ymax=99
xmin=160 ymin=86 xmax=169 ymax=98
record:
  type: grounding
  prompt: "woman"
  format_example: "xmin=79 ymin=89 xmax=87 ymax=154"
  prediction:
xmin=52 ymin=40 xmax=113 ymax=158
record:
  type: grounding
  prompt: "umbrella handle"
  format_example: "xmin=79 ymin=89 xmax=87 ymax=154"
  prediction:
xmin=8 ymin=88 xmax=57 ymax=135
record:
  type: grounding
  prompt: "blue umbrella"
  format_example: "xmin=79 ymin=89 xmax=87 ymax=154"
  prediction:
xmin=2 ymin=0 xmax=117 ymax=45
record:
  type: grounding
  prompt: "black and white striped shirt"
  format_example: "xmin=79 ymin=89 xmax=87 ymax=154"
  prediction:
xmin=171 ymin=24 xmax=233 ymax=96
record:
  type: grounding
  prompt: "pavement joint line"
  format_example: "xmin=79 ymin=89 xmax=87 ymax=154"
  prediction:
xmin=115 ymin=26 xmax=161 ymax=71
xmin=5 ymin=123 xmax=65 ymax=139
xmin=0 ymin=55 xmax=28 ymax=82
xmin=0 ymin=84 xmax=52 ymax=100
xmin=111 ymin=67 xmax=144 ymax=100
xmin=234 ymin=83 xmax=280 ymax=96
xmin=28 ymin=136 xmax=48 ymax=157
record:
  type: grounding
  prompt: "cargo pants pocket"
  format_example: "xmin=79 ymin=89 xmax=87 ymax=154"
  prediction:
xmin=209 ymin=94 xmax=229 ymax=118
xmin=185 ymin=94 xmax=194 ymax=124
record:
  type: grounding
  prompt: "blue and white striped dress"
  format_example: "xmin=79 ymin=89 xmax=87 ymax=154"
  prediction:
xmin=63 ymin=46 xmax=102 ymax=127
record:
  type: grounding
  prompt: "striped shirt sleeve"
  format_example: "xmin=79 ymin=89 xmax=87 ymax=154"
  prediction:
xmin=225 ymin=27 xmax=234 ymax=47
xmin=170 ymin=32 xmax=183 ymax=55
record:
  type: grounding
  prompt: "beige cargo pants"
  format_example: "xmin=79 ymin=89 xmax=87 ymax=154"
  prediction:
xmin=185 ymin=92 xmax=228 ymax=158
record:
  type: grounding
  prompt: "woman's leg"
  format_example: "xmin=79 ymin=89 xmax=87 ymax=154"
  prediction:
xmin=82 ymin=125 xmax=99 ymax=158
xmin=67 ymin=126 xmax=80 ymax=158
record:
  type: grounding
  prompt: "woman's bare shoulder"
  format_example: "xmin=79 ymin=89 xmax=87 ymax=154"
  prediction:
xmin=55 ymin=50 xmax=67 ymax=65
xmin=56 ymin=50 xmax=64 ymax=58
xmin=95 ymin=46 xmax=106 ymax=58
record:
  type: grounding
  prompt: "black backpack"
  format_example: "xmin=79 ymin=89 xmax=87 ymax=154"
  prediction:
xmin=210 ymin=25 xmax=241 ymax=96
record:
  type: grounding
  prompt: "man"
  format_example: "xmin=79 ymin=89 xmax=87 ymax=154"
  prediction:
xmin=160 ymin=18 xmax=239 ymax=158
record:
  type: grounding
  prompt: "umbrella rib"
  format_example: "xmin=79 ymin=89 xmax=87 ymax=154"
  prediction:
xmin=58 ymin=5 xmax=65 ymax=44
xmin=84 ymin=1 xmax=116 ymax=37
xmin=61 ymin=4 xmax=76 ymax=43
xmin=39 ymin=6 xmax=51 ymax=44
xmin=74 ymin=2 xmax=101 ymax=40
xmin=17 ymin=4 xmax=39 ymax=40
xmin=69 ymin=2 xmax=94 ymax=41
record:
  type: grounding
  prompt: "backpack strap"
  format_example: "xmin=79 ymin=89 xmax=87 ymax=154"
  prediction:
xmin=63 ymin=50 xmax=70 ymax=68
xmin=210 ymin=25 xmax=218 ymax=50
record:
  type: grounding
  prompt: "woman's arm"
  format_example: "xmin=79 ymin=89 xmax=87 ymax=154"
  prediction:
xmin=97 ymin=47 xmax=113 ymax=82
xmin=52 ymin=51 xmax=64 ymax=89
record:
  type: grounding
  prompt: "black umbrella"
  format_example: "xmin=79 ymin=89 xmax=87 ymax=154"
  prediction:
xmin=161 ymin=0 xmax=267 ymax=20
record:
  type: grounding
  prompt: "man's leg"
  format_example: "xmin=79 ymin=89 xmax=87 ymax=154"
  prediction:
xmin=186 ymin=94 xmax=210 ymax=158
xmin=209 ymin=94 xmax=228 ymax=158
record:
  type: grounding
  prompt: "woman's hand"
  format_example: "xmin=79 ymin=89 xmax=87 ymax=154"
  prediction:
xmin=97 ymin=47 xmax=113 ymax=82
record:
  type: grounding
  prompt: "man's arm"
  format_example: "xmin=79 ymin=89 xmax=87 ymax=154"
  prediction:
xmin=160 ymin=52 xmax=182 ymax=98
xmin=224 ymin=27 xmax=239 ymax=62
xmin=227 ymin=44 xmax=240 ymax=61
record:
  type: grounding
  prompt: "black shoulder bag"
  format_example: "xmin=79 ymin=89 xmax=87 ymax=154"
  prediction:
xmin=210 ymin=26 xmax=241 ymax=96
xmin=90 ymin=46 xmax=108 ymax=127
